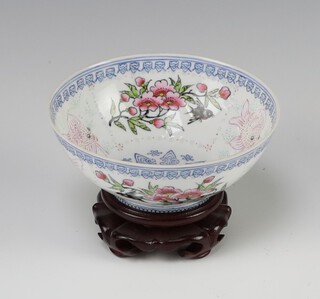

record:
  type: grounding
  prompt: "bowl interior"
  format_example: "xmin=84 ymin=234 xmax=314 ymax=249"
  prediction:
xmin=51 ymin=56 xmax=277 ymax=166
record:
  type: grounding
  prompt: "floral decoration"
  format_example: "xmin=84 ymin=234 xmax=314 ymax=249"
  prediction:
xmin=95 ymin=171 xmax=226 ymax=205
xmin=109 ymin=76 xmax=231 ymax=135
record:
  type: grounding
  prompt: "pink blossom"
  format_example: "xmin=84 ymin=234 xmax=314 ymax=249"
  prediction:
xmin=135 ymin=77 xmax=145 ymax=87
xmin=160 ymin=91 xmax=186 ymax=110
xmin=153 ymin=118 xmax=165 ymax=128
xmin=128 ymin=107 xmax=137 ymax=115
xmin=151 ymin=186 xmax=182 ymax=202
xmin=175 ymin=189 xmax=204 ymax=200
xmin=121 ymin=93 xmax=130 ymax=102
xmin=122 ymin=179 xmax=134 ymax=186
xmin=219 ymin=86 xmax=231 ymax=100
xmin=196 ymin=83 xmax=208 ymax=93
xmin=96 ymin=171 xmax=107 ymax=180
xmin=133 ymin=92 xmax=163 ymax=111
xmin=203 ymin=176 xmax=215 ymax=184
xmin=150 ymin=80 xmax=175 ymax=97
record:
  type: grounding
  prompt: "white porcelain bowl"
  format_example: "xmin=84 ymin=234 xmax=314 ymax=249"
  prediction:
xmin=49 ymin=55 xmax=279 ymax=213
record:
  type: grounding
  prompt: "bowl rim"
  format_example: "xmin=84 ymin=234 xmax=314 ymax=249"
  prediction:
xmin=49 ymin=53 xmax=280 ymax=169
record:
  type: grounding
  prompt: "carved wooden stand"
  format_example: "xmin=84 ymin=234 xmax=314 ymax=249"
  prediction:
xmin=93 ymin=190 xmax=231 ymax=259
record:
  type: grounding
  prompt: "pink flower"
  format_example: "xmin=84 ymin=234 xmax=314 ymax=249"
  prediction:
xmin=175 ymin=189 xmax=204 ymax=201
xmin=203 ymin=176 xmax=215 ymax=184
xmin=153 ymin=118 xmax=165 ymax=128
xmin=160 ymin=91 xmax=186 ymax=110
xmin=151 ymin=186 xmax=182 ymax=203
xmin=135 ymin=77 xmax=145 ymax=87
xmin=196 ymin=83 xmax=208 ymax=93
xmin=219 ymin=86 xmax=231 ymax=100
xmin=150 ymin=80 xmax=175 ymax=97
xmin=133 ymin=92 xmax=163 ymax=111
xmin=128 ymin=107 xmax=137 ymax=115
xmin=122 ymin=179 xmax=134 ymax=186
xmin=121 ymin=93 xmax=130 ymax=102
xmin=96 ymin=171 xmax=107 ymax=180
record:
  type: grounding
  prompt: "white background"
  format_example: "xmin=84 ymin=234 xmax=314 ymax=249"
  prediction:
xmin=1 ymin=1 xmax=319 ymax=298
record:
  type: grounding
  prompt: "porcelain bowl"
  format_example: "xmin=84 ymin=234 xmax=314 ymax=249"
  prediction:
xmin=49 ymin=55 xmax=279 ymax=213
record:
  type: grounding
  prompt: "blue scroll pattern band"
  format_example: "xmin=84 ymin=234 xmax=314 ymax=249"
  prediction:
xmin=50 ymin=56 xmax=278 ymax=124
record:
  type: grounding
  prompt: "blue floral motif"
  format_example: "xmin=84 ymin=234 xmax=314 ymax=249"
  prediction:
xmin=217 ymin=68 xmax=227 ymax=79
xmin=160 ymin=150 xmax=179 ymax=165
xmin=246 ymin=80 xmax=254 ymax=93
xmin=194 ymin=62 xmax=204 ymax=74
xmin=105 ymin=67 xmax=116 ymax=79
xmin=143 ymin=61 xmax=153 ymax=72
xmin=205 ymin=64 xmax=215 ymax=76
xmin=237 ymin=75 xmax=246 ymax=87
xmin=118 ymin=63 xmax=127 ymax=74
xmin=134 ymin=153 xmax=156 ymax=164
xmin=129 ymin=62 xmax=139 ymax=73
xmin=147 ymin=150 xmax=162 ymax=156
xmin=85 ymin=74 xmax=94 ymax=85
xmin=227 ymin=72 xmax=236 ymax=83
xmin=254 ymin=86 xmax=261 ymax=98
xmin=56 ymin=95 xmax=63 ymax=107
xmin=155 ymin=61 xmax=165 ymax=72
xmin=181 ymin=61 xmax=192 ymax=72
xmin=69 ymin=84 xmax=77 ymax=96
xmin=181 ymin=154 xmax=194 ymax=162
xmin=76 ymin=78 xmax=85 ymax=90
xmin=168 ymin=60 xmax=179 ymax=71
xmin=63 ymin=90 xmax=69 ymax=101
xmin=95 ymin=71 xmax=104 ymax=82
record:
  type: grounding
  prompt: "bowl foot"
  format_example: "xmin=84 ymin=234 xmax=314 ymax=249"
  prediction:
xmin=92 ymin=191 xmax=231 ymax=259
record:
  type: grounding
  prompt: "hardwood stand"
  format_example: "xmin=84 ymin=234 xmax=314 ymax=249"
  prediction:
xmin=93 ymin=190 xmax=231 ymax=259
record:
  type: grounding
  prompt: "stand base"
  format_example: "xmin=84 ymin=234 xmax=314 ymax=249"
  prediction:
xmin=93 ymin=190 xmax=231 ymax=259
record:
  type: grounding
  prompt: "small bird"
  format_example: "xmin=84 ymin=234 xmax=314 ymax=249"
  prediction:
xmin=187 ymin=99 xmax=214 ymax=124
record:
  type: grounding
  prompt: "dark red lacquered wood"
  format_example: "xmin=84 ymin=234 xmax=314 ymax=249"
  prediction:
xmin=93 ymin=191 xmax=231 ymax=259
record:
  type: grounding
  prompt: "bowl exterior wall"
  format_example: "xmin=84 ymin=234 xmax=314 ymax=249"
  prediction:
xmin=60 ymin=135 xmax=268 ymax=212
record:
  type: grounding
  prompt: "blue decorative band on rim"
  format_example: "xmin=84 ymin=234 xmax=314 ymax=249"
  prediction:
xmin=50 ymin=56 xmax=278 ymax=124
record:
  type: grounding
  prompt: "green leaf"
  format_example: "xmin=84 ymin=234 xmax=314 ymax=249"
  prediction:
xmin=130 ymin=118 xmax=151 ymax=131
xmin=125 ymin=83 xmax=140 ymax=98
xmin=147 ymin=182 xmax=158 ymax=193
xmin=114 ymin=120 xmax=126 ymax=131
xmin=181 ymin=94 xmax=195 ymax=104
xmin=127 ymin=119 xmax=137 ymax=135
xmin=169 ymin=77 xmax=176 ymax=86
xmin=174 ymin=75 xmax=182 ymax=92
xmin=141 ymin=188 xmax=154 ymax=196
xmin=108 ymin=175 xmax=119 ymax=185
xmin=180 ymin=84 xmax=193 ymax=93
xmin=204 ymin=178 xmax=223 ymax=191
xmin=110 ymin=99 xmax=116 ymax=116
xmin=121 ymin=90 xmax=135 ymax=99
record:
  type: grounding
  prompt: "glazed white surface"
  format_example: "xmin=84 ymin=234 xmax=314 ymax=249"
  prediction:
xmin=1 ymin=1 xmax=320 ymax=299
